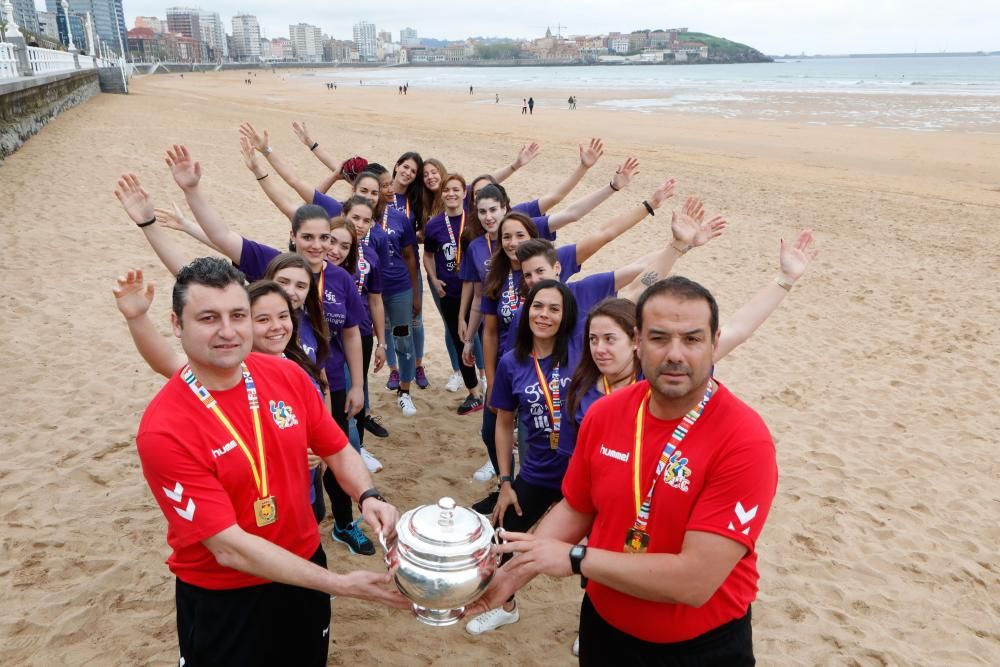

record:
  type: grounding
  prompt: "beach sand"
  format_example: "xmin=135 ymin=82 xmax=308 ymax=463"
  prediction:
xmin=1 ymin=70 xmax=998 ymax=665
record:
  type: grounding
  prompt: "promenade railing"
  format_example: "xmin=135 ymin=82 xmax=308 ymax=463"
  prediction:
xmin=26 ymin=46 xmax=77 ymax=75
xmin=0 ymin=42 xmax=17 ymax=80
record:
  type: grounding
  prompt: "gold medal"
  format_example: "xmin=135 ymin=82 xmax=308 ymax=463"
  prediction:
xmin=254 ymin=496 xmax=278 ymax=527
xmin=549 ymin=432 xmax=559 ymax=449
xmin=624 ymin=528 xmax=649 ymax=553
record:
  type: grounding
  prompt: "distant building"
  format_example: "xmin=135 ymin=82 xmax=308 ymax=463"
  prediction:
xmin=46 ymin=0 xmax=127 ymax=52
xmin=199 ymin=11 xmax=227 ymax=60
xmin=400 ymin=27 xmax=418 ymax=47
xmin=608 ymin=33 xmax=630 ymax=54
xmin=353 ymin=21 xmax=377 ymax=61
xmin=37 ymin=11 xmax=59 ymax=39
xmin=231 ymin=14 xmax=261 ymax=62
xmin=11 ymin=0 xmax=40 ymax=34
xmin=323 ymin=38 xmax=354 ymax=63
xmin=289 ymin=22 xmax=323 ymax=62
xmin=134 ymin=16 xmax=164 ymax=33
xmin=165 ymin=7 xmax=199 ymax=41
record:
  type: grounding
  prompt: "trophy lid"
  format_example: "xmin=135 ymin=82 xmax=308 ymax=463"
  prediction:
xmin=396 ymin=497 xmax=493 ymax=568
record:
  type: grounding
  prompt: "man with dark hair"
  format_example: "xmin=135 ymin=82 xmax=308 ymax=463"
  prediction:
xmin=137 ymin=257 xmax=407 ymax=666
xmin=471 ymin=276 xmax=777 ymax=665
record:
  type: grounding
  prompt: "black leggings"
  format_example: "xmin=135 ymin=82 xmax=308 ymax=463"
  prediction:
xmin=322 ymin=388 xmax=354 ymax=528
xmin=356 ymin=333 xmax=374 ymax=446
xmin=439 ymin=294 xmax=478 ymax=390
xmin=498 ymin=476 xmax=563 ymax=572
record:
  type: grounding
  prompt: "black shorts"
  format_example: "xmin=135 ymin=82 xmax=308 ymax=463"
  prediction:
xmin=175 ymin=546 xmax=331 ymax=667
xmin=579 ymin=594 xmax=754 ymax=667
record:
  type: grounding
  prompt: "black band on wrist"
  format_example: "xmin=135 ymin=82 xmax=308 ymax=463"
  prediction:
xmin=643 ymin=200 xmax=655 ymax=216
xmin=499 ymin=475 xmax=514 ymax=485
xmin=137 ymin=217 xmax=156 ymax=228
xmin=309 ymin=142 xmax=319 ymax=151
xmin=609 ymin=180 xmax=620 ymax=192
xmin=357 ymin=487 xmax=385 ymax=512
xmin=256 ymin=173 xmax=269 ymax=181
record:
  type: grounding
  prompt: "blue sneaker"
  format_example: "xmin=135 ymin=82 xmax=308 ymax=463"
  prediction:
xmin=415 ymin=365 xmax=429 ymax=389
xmin=385 ymin=369 xmax=400 ymax=391
xmin=331 ymin=520 xmax=375 ymax=556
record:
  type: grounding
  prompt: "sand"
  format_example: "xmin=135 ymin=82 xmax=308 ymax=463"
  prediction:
xmin=1 ymin=69 xmax=998 ymax=665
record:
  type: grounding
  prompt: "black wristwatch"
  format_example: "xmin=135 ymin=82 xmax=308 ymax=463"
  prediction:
xmin=569 ymin=544 xmax=588 ymax=588
xmin=357 ymin=487 xmax=385 ymax=513
xmin=499 ymin=475 xmax=514 ymax=485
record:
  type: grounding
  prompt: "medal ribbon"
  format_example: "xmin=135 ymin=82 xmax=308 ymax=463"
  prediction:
xmin=445 ymin=212 xmax=465 ymax=271
xmin=631 ymin=381 xmax=715 ymax=527
xmin=504 ymin=271 xmax=523 ymax=316
xmin=315 ymin=261 xmax=325 ymax=301
xmin=393 ymin=193 xmax=410 ymax=220
xmin=531 ymin=354 xmax=561 ymax=437
xmin=602 ymin=372 xmax=636 ymax=396
xmin=182 ymin=363 xmax=269 ymax=499
xmin=356 ymin=253 xmax=369 ymax=295
xmin=381 ymin=207 xmax=389 ymax=232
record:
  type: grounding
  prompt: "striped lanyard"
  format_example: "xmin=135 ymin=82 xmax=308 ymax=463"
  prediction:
xmin=444 ymin=211 xmax=465 ymax=271
xmin=381 ymin=206 xmax=389 ymax=232
xmin=181 ymin=363 xmax=270 ymax=500
xmin=531 ymin=354 xmax=561 ymax=449
xmin=602 ymin=373 xmax=636 ymax=395
xmin=631 ymin=381 xmax=715 ymax=528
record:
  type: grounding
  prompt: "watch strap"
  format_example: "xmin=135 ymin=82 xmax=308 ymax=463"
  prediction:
xmin=357 ymin=487 xmax=384 ymax=512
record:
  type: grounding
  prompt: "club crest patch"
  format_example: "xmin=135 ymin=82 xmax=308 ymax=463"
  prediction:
xmin=663 ymin=450 xmax=691 ymax=492
xmin=269 ymin=400 xmax=299 ymax=429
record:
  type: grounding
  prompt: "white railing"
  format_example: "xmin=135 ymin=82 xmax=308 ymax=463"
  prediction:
xmin=0 ymin=42 xmax=18 ymax=80
xmin=77 ymin=54 xmax=94 ymax=68
xmin=26 ymin=46 xmax=77 ymax=75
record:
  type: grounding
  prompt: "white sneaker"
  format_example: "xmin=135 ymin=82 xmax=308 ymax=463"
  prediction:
xmin=465 ymin=604 xmax=519 ymax=635
xmin=572 ymin=635 xmax=579 ymax=656
xmin=479 ymin=375 xmax=488 ymax=394
xmin=445 ymin=372 xmax=462 ymax=393
xmin=472 ymin=460 xmax=496 ymax=482
xmin=360 ymin=447 xmax=383 ymax=473
xmin=397 ymin=392 xmax=417 ymax=417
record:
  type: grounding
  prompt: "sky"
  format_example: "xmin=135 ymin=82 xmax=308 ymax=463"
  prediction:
xmin=112 ymin=1 xmax=1000 ymax=55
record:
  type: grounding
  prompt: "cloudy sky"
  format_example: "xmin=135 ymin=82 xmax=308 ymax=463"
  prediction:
xmin=118 ymin=1 xmax=1000 ymax=55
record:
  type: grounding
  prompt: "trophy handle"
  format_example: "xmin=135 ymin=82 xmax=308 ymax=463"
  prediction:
xmin=379 ymin=531 xmax=396 ymax=569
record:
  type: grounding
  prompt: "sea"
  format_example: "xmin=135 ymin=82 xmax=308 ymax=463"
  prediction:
xmin=310 ymin=56 xmax=1000 ymax=133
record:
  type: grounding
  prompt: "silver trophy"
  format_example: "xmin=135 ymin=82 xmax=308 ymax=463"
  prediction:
xmin=381 ymin=497 xmax=499 ymax=626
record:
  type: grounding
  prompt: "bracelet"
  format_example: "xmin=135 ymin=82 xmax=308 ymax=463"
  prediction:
xmin=671 ymin=242 xmax=691 ymax=255
xmin=137 ymin=217 xmax=156 ymax=228
xmin=643 ymin=200 xmax=655 ymax=216
xmin=775 ymin=276 xmax=795 ymax=292
xmin=377 ymin=343 xmax=387 ymax=349
xmin=309 ymin=142 xmax=319 ymax=151
xmin=262 ymin=146 xmax=273 ymax=155
xmin=609 ymin=180 xmax=620 ymax=192
xmin=256 ymin=173 xmax=269 ymax=181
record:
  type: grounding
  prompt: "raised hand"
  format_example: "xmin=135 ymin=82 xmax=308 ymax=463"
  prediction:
xmin=112 ymin=269 xmax=155 ymax=320
xmin=513 ymin=142 xmax=541 ymax=170
xmin=578 ymin=138 xmax=604 ymax=169
xmin=779 ymin=229 xmax=819 ymax=281
xmin=154 ymin=202 xmax=188 ymax=231
xmin=610 ymin=157 xmax=640 ymax=191
xmin=164 ymin=144 xmax=202 ymax=191
xmin=114 ymin=173 xmax=155 ymax=224
xmin=671 ymin=197 xmax=705 ymax=246
xmin=693 ymin=214 xmax=726 ymax=248
xmin=239 ymin=136 xmax=262 ymax=174
xmin=238 ymin=121 xmax=269 ymax=152
xmin=291 ymin=121 xmax=313 ymax=147
xmin=647 ymin=177 xmax=677 ymax=210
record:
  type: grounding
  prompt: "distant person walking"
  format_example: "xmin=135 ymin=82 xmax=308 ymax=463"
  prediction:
xmin=521 ymin=98 xmax=527 ymax=115
xmin=470 ymin=85 xmax=474 ymax=95
xmin=528 ymin=97 xmax=534 ymax=115
xmin=496 ymin=93 xmax=500 ymax=104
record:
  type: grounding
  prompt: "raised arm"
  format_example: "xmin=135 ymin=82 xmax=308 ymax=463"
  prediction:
xmin=575 ymin=176 xmax=676 ymax=265
xmin=154 ymin=202 xmax=220 ymax=252
xmin=489 ymin=142 xmax=541 ymax=184
xmin=239 ymin=122 xmax=314 ymax=203
xmin=115 ymin=173 xmax=189 ymax=276
xmin=165 ymin=144 xmax=244 ymax=263
xmin=546 ymin=157 xmax=639 ymax=231
xmin=617 ymin=197 xmax=727 ymax=299
xmin=239 ymin=136 xmax=298 ymax=221
xmin=536 ymin=138 xmax=604 ymax=214
xmin=714 ymin=229 xmax=817 ymax=362
xmin=291 ymin=121 xmax=343 ymax=192
xmin=113 ymin=269 xmax=186 ymax=377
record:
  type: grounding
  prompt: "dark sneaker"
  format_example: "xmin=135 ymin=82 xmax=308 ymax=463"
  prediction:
xmin=415 ymin=365 xmax=430 ymax=389
xmin=472 ymin=491 xmax=499 ymax=515
xmin=331 ymin=520 xmax=375 ymax=556
xmin=385 ymin=369 xmax=400 ymax=391
xmin=458 ymin=394 xmax=483 ymax=415
xmin=364 ymin=414 xmax=389 ymax=438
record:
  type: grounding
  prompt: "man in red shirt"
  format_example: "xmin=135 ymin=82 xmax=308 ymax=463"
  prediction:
xmin=470 ymin=276 xmax=778 ymax=665
xmin=135 ymin=258 xmax=408 ymax=666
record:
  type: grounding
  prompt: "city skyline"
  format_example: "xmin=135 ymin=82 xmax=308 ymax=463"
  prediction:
xmin=102 ymin=0 xmax=1000 ymax=55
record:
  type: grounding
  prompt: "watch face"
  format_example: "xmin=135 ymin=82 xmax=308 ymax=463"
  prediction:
xmin=571 ymin=545 xmax=584 ymax=558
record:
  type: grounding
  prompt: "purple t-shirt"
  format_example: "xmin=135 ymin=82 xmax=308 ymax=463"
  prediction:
xmin=490 ymin=350 xmax=578 ymax=490
xmin=238 ymin=238 xmax=364 ymax=392
xmin=506 ymin=270 xmax=615 ymax=349
xmin=378 ymin=206 xmax=417 ymax=296
xmin=354 ymin=243 xmax=383 ymax=337
xmin=481 ymin=244 xmax=582 ymax=360
xmin=312 ymin=190 xmax=343 ymax=218
xmin=423 ymin=211 xmax=469 ymax=299
xmin=459 ymin=218 xmax=556 ymax=287
xmin=297 ymin=309 xmax=319 ymax=363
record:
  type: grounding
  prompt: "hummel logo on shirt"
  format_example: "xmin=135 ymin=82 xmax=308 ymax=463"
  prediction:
xmin=599 ymin=445 xmax=629 ymax=462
